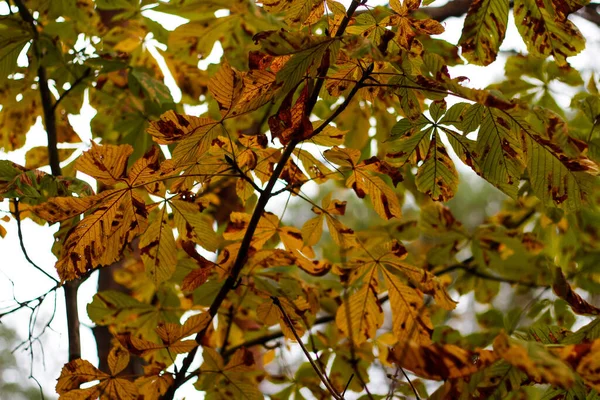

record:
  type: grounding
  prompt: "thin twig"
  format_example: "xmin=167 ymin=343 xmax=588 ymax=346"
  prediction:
xmin=342 ymin=374 xmax=354 ymax=396
xmin=225 ymin=155 xmax=263 ymax=193
xmin=271 ymin=297 xmax=344 ymax=400
xmin=52 ymin=67 xmax=92 ymax=111
xmin=219 ymin=305 xmax=235 ymax=355
xmin=400 ymin=367 xmax=421 ymax=400
xmin=12 ymin=200 xmax=58 ymax=283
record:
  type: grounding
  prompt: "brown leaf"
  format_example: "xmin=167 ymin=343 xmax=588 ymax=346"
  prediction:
xmin=553 ymin=268 xmax=600 ymax=315
xmin=388 ymin=340 xmax=498 ymax=380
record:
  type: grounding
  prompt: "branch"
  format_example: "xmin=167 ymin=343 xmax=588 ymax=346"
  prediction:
xmin=272 ymin=297 xmax=343 ymax=400
xmin=162 ymin=3 xmax=365 ymax=398
xmin=52 ymin=67 xmax=92 ymax=112
xmin=13 ymin=0 xmax=82 ymax=362
xmin=418 ymin=0 xmax=472 ymax=21
xmin=12 ymin=200 xmax=58 ymax=283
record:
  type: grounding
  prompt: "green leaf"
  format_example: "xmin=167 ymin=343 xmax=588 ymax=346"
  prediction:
xmin=458 ymin=0 xmax=509 ymax=65
xmin=129 ymin=68 xmax=173 ymax=106
xmin=0 ymin=19 xmax=31 ymax=83
xmin=415 ymin=131 xmax=459 ymax=201
xmin=520 ymin=122 xmax=597 ymax=212
xmin=385 ymin=116 xmax=431 ymax=166
xmin=513 ymin=0 xmax=585 ymax=66
xmin=477 ymin=108 xmax=523 ymax=199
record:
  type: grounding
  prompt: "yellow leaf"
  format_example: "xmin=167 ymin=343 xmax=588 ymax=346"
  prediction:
xmin=382 ymin=269 xmax=433 ymax=343
xmin=257 ymin=301 xmax=281 ymax=326
xmin=139 ymin=209 xmax=177 ymax=285
xmin=136 ymin=373 xmax=174 ymax=400
xmin=76 ymin=142 xmax=133 ymax=185
xmin=208 ymin=61 xmax=243 ymax=118
xmin=107 ymin=346 xmax=130 ymax=376
xmin=171 ymin=199 xmax=219 ymax=252
xmin=147 ymin=111 xmax=222 ymax=167
xmin=335 ymin=284 xmax=384 ymax=345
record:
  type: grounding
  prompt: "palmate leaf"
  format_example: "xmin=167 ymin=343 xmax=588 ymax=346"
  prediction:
xmin=56 ymin=357 xmax=138 ymax=400
xmin=458 ymin=0 xmax=509 ymax=65
xmin=340 ymin=241 xmax=455 ymax=344
xmin=513 ymin=0 xmax=585 ymax=66
xmin=33 ymin=145 xmax=169 ymax=281
xmin=325 ymin=147 xmax=402 ymax=220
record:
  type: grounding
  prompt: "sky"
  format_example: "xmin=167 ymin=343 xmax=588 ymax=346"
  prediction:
xmin=1 ymin=0 xmax=599 ymax=398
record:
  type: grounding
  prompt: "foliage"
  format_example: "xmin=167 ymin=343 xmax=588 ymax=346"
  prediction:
xmin=1 ymin=0 xmax=600 ymax=398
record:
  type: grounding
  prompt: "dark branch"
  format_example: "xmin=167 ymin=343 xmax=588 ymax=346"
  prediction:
xmin=13 ymin=0 xmax=82 ymax=363
xmin=162 ymin=3 xmax=365 ymax=398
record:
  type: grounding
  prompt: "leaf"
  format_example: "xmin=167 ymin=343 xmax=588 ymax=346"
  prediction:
xmin=388 ymin=341 xmax=498 ymax=380
xmin=168 ymin=15 xmax=239 ymax=63
xmin=147 ymin=110 xmax=222 ymax=167
xmin=255 ymin=30 xmax=338 ymax=93
xmin=129 ymin=68 xmax=173 ymax=106
xmin=382 ymin=268 xmax=433 ymax=343
xmin=107 ymin=346 xmax=130 ymax=376
xmin=386 ymin=116 xmax=431 ymax=166
xmin=553 ymin=339 xmax=600 ymax=392
xmin=415 ymin=131 xmax=459 ymax=201
xmin=553 ymin=268 xmax=600 ymax=315
xmin=261 ymin=0 xmax=324 ymax=25
xmin=25 ymin=147 xmax=76 ymax=169
xmin=335 ymin=283 xmax=384 ymax=345
xmin=208 ymin=60 xmax=243 ymax=118
xmin=0 ymin=18 xmax=31 ymax=83
xmin=139 ymin=209 xmax=177 ymax=286
xmin=458 ymin=0 xmax=509 ymax=65
xmin=196 ymin=347 xmax=261 ymax=400
xmin=171 ymin=198 xmax=219 ymax=252
xmin=520 ymin=120 xmax=598 ymax=212
xmin=75 ymin=142 xmax=133 ymax=185
xmin=513 ymin=0 xmax=585 ymax=66
xmin=494 ymin=331 xmax=577 ymax=389
xmin=477 ymin=108 xmax=523 ymax=199
xmin=56 ymin=359 xmax=138 ymax=400
xmin=325 ymin=147 xmax=402 ymax=220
